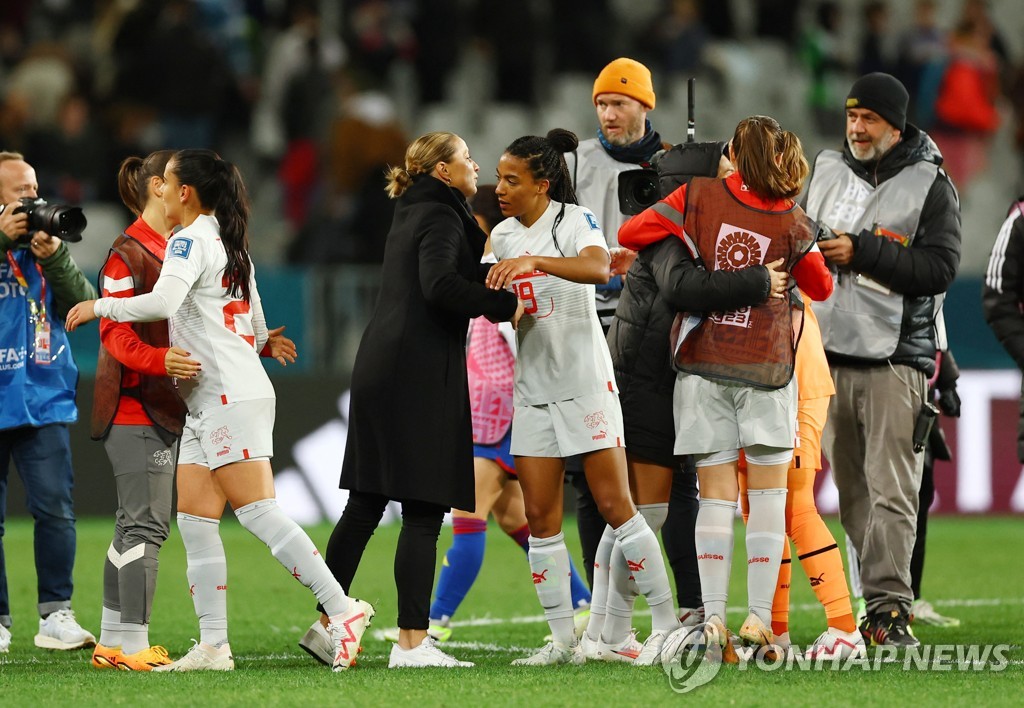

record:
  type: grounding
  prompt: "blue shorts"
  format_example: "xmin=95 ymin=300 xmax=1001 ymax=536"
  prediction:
xmin=473 ymin=427 xmax=515 ymax=476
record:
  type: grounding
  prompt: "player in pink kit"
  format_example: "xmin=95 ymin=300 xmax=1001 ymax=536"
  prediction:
xmin=66 ymin=149 xmax=372 ymax=673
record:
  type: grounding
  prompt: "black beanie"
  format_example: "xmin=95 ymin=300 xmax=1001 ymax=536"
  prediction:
xmin=845 ymin=72 xmax=909 ymax=132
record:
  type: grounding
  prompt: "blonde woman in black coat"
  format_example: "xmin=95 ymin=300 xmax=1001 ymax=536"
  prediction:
xmin=300 ymin=133 xmax=523 ymax=670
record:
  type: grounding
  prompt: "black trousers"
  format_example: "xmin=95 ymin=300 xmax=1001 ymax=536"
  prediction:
xmin=570 ymin=457 xmax=702 ymax=608
xmin=910 ymin=455 xmax=935 ymax=600
xmin=323 ymin=491 xmax=446 ymax=630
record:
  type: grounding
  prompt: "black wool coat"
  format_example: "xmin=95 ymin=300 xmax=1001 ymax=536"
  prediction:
xmin=340 ymin=175 xmax=518 ymax=510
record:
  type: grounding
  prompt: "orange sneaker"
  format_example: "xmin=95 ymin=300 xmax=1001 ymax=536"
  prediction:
xmin=91 ymin=643 xmax=123 ymax=669
xmin=115 ymin=645 xmax=172 ymax=671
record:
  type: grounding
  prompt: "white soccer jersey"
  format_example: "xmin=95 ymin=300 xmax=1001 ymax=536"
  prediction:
xmin=98 ymin=214 xmax=274 ymax=414
xmin=490 ymin=200 xmax=616 ymax=406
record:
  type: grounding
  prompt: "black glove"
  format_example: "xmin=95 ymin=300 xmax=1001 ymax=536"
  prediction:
xmin=937 ymin=386 xmax=961 ymax=418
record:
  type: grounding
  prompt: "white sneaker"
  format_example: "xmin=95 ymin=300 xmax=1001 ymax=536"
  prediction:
xmin=152 ymin=641 xmax=234 ymax=672
xmin=594 ymin=630 xmax=642 ymax=663
xmin=678 ymin=606 xmax=705 ymax=628
xmin=910 ymin=599 xmax=960 ymax=628
xmin=512 ymin=640 xmax=582 ymax=666
xmin=298 ymin=620 xmax=333 ymax=666
xmin=0 ymin=624 xmax=10 ymax=653
xmin=634 ymin=629 xmax=672 ymax=666
xmin=804 ymin=627 xmax=866 ymax=660
xmin=34 ymin=609 xmax=96 ymax=650
xmin=329 ymin=599 xmax=375 ymax=671
xmin=388 ymin=636 xmax=473 ymax=668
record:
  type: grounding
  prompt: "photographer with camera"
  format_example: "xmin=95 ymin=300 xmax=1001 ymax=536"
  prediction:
xmin=0 ymin=151 xmax=96 ymax=653
xmin=802 ymin=73 xmax=961 ymax=647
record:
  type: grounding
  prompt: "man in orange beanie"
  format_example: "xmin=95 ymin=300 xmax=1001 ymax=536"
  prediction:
xmin=564 ymin=59 xmax=703 ymax=659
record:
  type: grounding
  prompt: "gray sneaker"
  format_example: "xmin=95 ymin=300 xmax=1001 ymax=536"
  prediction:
xmin=298 ymin=619 xmax=334 ymax=666
xmin=910 ymin=599 xmax=960 ymax=628
xmin=0 ymin=624 xmax=10 ymax=653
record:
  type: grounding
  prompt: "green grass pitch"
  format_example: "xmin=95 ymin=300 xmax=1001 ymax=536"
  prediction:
xmin=1 ymin=515 xmax=1021 ymax=706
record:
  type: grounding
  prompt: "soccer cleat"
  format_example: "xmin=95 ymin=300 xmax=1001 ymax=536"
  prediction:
xmin=910 ymin=599 xmax=960 ymax=628
xmin=634 ymin=629 xmax=672 ymax=666
xmin=428 ymin=623 xmax=453 ymax=642
xmin=329 ymin=599 xmax=375 ymax=671
xmin=90 ymin=643 xmax=123 ymax=669
xmin=678 ymin=606 xmax=705 ymax=628
xmin=298 ymin=620 xmax=334 ymax=666
xmin=804 ymin=627 xmax=866 ymax=660
xmin=388 ymin=636 xmax=473 ymax=668
xmin=579 ymin=632 xmax=599 ymax=661
xmin=738 ymin=612 xmax=773 ymax=647
xmin=594 ymin=630 xmax=643 ymax=663
xmin=0 ymin=624 xmax=11 ymax=653
xmin=152 ymin=641 xmax=234 ymax=672
xmin=773 ymin=631 xmax=792 ymax=657
xmin=116 ymin=645 xmax=172 ymax=671
xmin=34 ymin=609 xmax=96 ymax=650
xmin=512 ymin=640 xmax=583 ymax=666
xmin=860 ymin=609 xmax=920 ymax=648
xmin=704 ymin=615 xmax=739 ymax=665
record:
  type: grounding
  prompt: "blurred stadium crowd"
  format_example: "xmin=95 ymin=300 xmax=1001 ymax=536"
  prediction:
xmin=1 ymin=0 xmax=1023 ymax=274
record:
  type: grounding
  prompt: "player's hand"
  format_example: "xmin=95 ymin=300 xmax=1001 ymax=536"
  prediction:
xmin=818 ymin=233 xmax=855 ymax=266
xmin=267 ymin=325 xmax=297 ymax=366
xmin=29 ymin=230 xmax=60 ymax=259
xmin=765 ymin=258 xmax=789 ymax=299
xmin=609 ymin=247 xmax=637 ymax=277
xmin=510 ymin=299 xmax=526 ymax=330
xmin=65 ymin=300 xmax=98 ymax=331
xmin=165 ymin=346 xmax=201 ymax=379
xmin=486 ymin=256 xmax=537 ymax=290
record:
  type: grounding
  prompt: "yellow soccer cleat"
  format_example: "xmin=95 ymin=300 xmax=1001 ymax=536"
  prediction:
xmin=91 ymin=643 xmax=123 ymax=669
xmin=116 ymin=645 xmax=173 ymax=671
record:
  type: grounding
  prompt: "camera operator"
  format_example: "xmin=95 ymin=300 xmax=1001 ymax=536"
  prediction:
xmin=0 ymin=150 xmax=96 ymax=653
xmin=563 ymin=58 xmax=703 ymax=630
xmin=802 ymin=74 xmax=961 ymax=647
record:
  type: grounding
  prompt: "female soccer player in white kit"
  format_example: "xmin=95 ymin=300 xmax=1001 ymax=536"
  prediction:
xmin=66 ymin=149 xmax=372 ymax=672
xmin=487 ymin=130 xmax=681 ymax=666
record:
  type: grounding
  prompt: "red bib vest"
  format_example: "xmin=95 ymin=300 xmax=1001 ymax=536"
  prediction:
xmin=673 ymin=177 xmax=814 ymax=389
xmin=91 ymin=234 xmax=187 ymax=439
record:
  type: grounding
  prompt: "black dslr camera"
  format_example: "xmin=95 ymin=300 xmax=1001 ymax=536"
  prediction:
xmin=3 ymin=197 xmax=87 ymax=243
xmin=617 ymin=79 xmax=728 ymax=215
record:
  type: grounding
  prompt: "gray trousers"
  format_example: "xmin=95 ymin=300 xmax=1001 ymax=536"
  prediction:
xmin=821 ymin=363 xmax=926 ymax=616
xmin=102 ymin=425 xmax=176 ymax=625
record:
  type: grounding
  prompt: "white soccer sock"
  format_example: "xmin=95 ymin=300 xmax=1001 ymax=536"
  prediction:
xmin=601 ymin=539 xmax=637 ymax=645
xmin=527 ymin=533 xmax=575 ymax=646
xmin=178 ymin=513 xmax=229 ymax=647
xmin=584 ymin=525 xmax=616 ymax=642
xmin=121 ymin=623 xmax=150 ymax=654
xmin=99 ymin=605 xmax=123 ymax=648
xmin=234 ymin=499 xmax=350 ymax=617
xmin=695 ymin=499 xmax=737 ymax=622
xmin=613 ymin=512 xmax=677 ymax=632
xmin=846 ymin=534 xmax=863 ymax=599
xmin=745 ymin=488 xmax=788 ymax=625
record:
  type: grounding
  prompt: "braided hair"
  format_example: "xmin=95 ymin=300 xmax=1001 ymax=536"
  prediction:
xmin=502 ymin=128 xmax=579 ymax=255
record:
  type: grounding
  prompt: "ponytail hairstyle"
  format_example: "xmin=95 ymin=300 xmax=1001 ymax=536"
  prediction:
xmin=170 ymin=149 xmax=252 ymax=303
xmin=503 ymin=128 xmax=579 ymax=255
xmin=116 ymin=150 xmax=175 ymax=217
xmin=730 ymin=115 xmax=808 ymax=201
xmin=385 ymin=131 xmax=460 ymax=199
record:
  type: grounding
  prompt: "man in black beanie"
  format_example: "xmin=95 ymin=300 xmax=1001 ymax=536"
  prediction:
xmin=800 ymin=72 xmax=961 ymax=648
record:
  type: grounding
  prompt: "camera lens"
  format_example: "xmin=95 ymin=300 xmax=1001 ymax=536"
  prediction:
xmin=632 ymin=179 xmax=659 ymax=207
